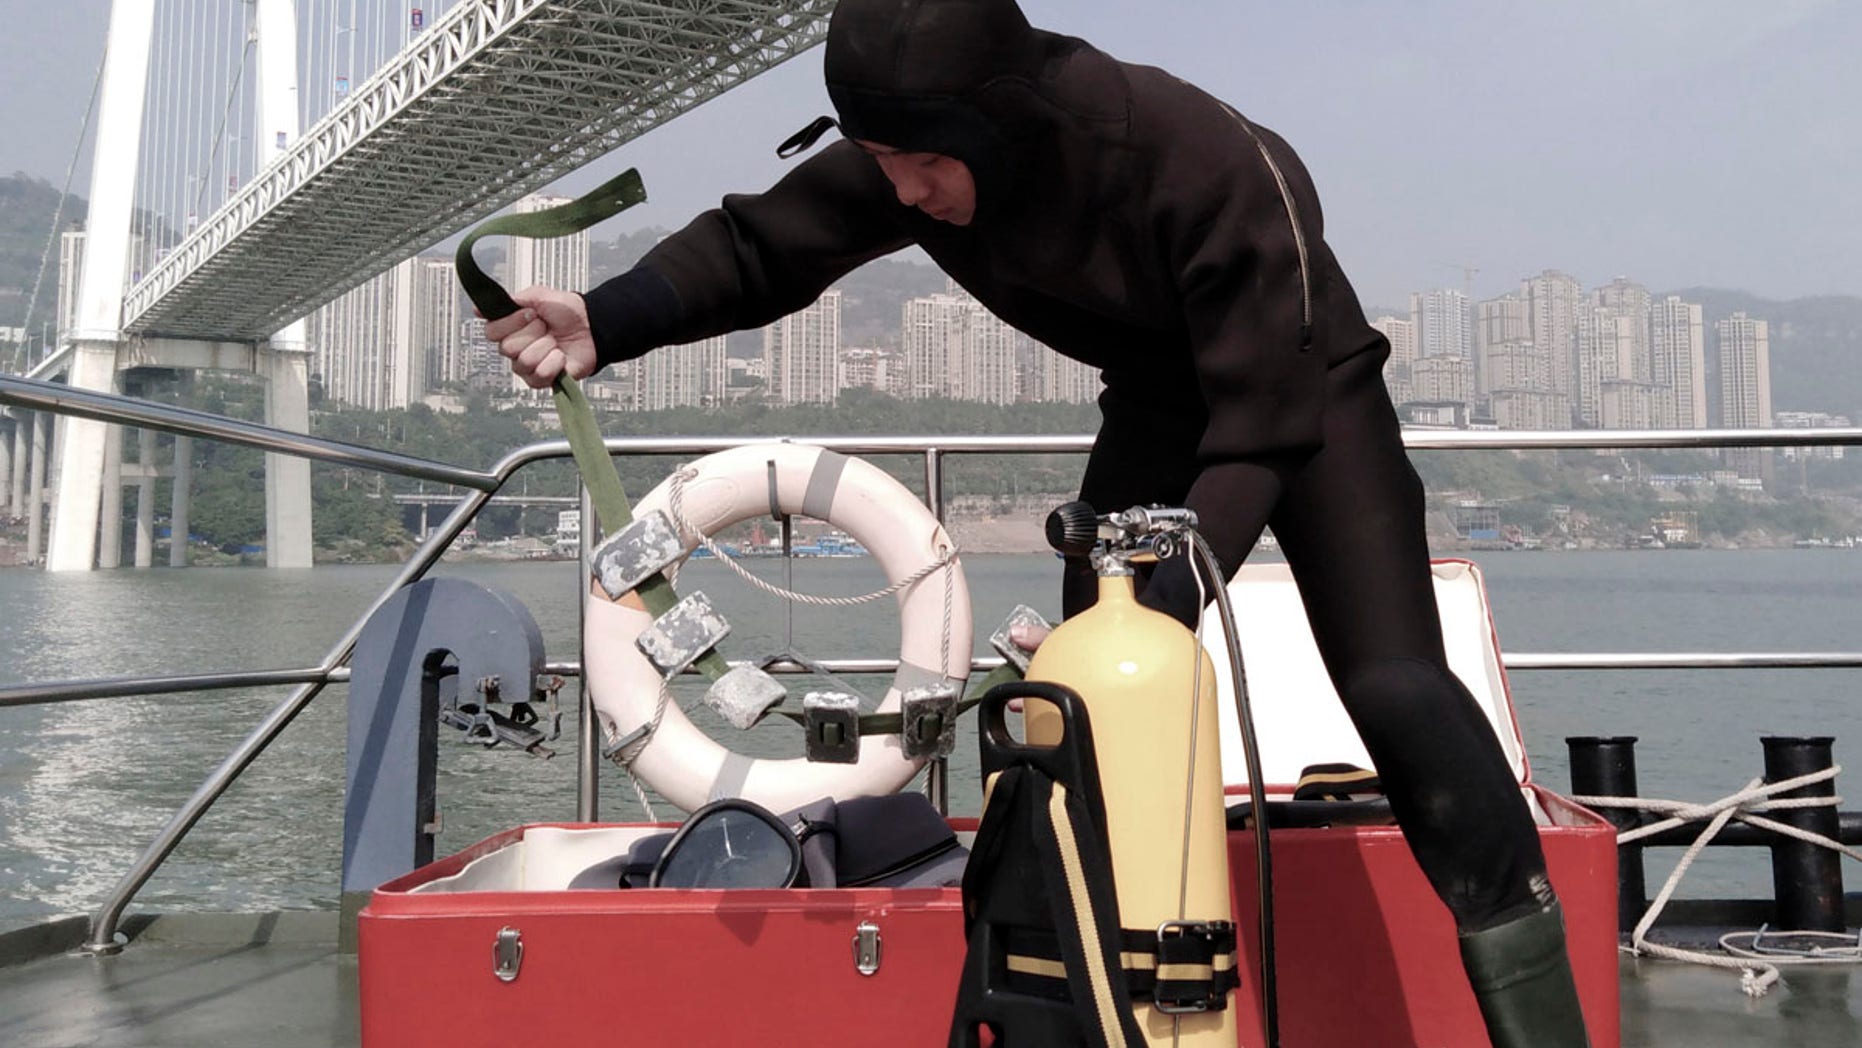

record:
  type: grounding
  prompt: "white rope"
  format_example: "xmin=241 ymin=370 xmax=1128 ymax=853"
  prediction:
xmin=666 ymin=465 xmax=961 ymax=687
xmin=666 ymin=467 xmax=960 ymax=610
xmin=605 ymin=677 xmax=673 ymax=822
xmin=1574 ymin=765 xmax=1859 ymax=996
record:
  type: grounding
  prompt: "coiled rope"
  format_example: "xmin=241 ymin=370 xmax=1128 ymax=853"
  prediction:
xmin=1574 ymin=764 xmax=1862 ymax=996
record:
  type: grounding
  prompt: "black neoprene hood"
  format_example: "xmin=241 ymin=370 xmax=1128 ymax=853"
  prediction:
xmin=820 ymin=0 xmax=1048 ymax=217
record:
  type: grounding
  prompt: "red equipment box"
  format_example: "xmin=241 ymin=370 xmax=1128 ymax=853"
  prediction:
xmin=360 ymin=560 xmax=1618 ymax=1046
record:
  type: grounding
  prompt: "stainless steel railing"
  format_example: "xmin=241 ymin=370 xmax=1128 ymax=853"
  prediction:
xmin=3 ymin=372 xmax=1860 ymax=951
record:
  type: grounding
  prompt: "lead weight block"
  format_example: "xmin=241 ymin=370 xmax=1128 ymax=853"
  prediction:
xmin=803 ymin=691 xmax=862 ymax=764
xmin=705 ymin=665 xmax=789 ymax=729
xmin=591 ymin=510 xmax=686 ymax=600
xmin=636 ymin=591 xmax=730 ymax=679
xmin=988 ymin=604 xmax=1052 ymax=675
xmin=901 ymin=683 xmax=960 ymax=759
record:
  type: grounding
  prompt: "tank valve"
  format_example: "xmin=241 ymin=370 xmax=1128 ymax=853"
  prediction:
xmin=1046 ymin=500 xmax=1200 ymax=569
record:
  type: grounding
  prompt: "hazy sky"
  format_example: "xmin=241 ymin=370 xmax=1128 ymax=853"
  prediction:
xmin=4 ymin=0 xmax=1857 ymax=308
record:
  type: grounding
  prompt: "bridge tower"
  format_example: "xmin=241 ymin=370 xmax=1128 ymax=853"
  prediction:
xmin=46 ymin=0 xmax=312 ymax=571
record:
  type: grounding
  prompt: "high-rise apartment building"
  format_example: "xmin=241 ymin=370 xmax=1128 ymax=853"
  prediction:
xmin=1650 ymin=296 xmax=1707 ymax=429
xmin=1475 ymin=295 xmax=1531 ymax=398
xmin=1715 ymin=312 xmax=1772 ymax=479
xmin=1489 ymin=389 xmax=1569 ymax=432
xmin=1025 ymin=346 xmax=1099 ymax=404
xmin=1484 ymin=340 xmax=1550 ymax=396
xmin=309 ymin=256 xmax=459 ymax=409
xmin=1522 ymin=270 xmax=1584 ymax=422
xmin=506 ymin=195 xmax=590 ymax=395
xmin=1592 ymin=277 xmax=1652 ymax=382
xmin=627 ymin=335 xmax=727 ymax=411
xmin=1774 ymin=411 xmax=1850 ymax=461
xmin=1370 ymin=315 xmax=1415 ymax=405
xmin=1410 ymin=288 xmax=1471 ymax=362
xmin=1411 ymin=355 xmax=1474 ymax=409
xmin=506 ymin=195 xmax=590 ymax=293
xmin=763 ymin=290 xmax=841 ymax=404
xmin=1576 ymin=307 xmax=1636 ymax=427
xmin=413 ymin=258 xmax=462 ymax=388
xmin=1598 ymin=380 xmax=1666 ymax=430
xmin=901 ymin=292 xmax=969 ymax=399
xmin=458 ymin=317 xmax=503 ymax=387
xmin=959 ymin=303 xmax=1022 ymax=405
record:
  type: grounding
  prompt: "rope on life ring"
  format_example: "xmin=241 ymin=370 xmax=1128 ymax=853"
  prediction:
xmin=583 ymin=443 xmax=973 ymax=814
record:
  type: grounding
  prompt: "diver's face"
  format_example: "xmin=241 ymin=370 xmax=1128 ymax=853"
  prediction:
xmin=854 ymin=140 xmax=977 ymax=226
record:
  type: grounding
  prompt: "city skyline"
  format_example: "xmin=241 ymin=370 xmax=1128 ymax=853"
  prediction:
xmin=4 ymin=2 xmax=1859 ymax=313
xmin=49 ymin=213 xmax=1824 ymax=450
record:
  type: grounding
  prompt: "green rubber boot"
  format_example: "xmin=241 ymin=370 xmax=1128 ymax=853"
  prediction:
xmin=1457 ymin=901 xmax=1592 ymax=1048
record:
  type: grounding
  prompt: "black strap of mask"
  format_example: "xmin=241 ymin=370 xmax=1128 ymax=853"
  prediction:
xmin=776 ymin=115 xmax=840 ymax=159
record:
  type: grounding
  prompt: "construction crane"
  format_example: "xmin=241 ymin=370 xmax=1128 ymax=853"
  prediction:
xmin=1433 ymin=260 xmax=1481 ymax=303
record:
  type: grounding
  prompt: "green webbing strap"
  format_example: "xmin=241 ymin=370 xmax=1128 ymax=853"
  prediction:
xmin=455 ymin=168 xmax=726 ymax=682
xmin=770 ymin=662 xmax=1022 ymax=737
xmin=455 ymin=170 xmax=647 ymax=320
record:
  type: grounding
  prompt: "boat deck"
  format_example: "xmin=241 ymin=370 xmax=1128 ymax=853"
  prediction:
xmin=4 ymin=913 xmax=1858 ymax=1047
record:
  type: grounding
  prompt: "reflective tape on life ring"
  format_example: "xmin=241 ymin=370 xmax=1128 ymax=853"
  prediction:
xmin=583 ymin=443 xmax=973 ymax=813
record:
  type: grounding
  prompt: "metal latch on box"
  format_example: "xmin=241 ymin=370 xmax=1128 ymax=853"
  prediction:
xmin=852 ymin=921 xmax=882 ymax=976
xmin=493 ymin=926 xmax=523 ymax=983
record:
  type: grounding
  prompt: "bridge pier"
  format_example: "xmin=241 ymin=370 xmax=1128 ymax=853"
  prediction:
xmin=262 ymin=339 xmax=314 ymax=569
xmin=134 ymin=426 xmax=157 ymax=567
xmin=0 ymin=417 xmax=13 ymax=521
xmin=170 ymin=434 xmax=191 ymax=568
xmin=99 ymin=418 xmax=126 ymax=569
xmin=27 ymin=413 xmax=49 ymax=565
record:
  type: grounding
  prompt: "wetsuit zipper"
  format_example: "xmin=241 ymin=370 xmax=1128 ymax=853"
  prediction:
xmin=1196 ymin=89 xmax=1316 ymax=352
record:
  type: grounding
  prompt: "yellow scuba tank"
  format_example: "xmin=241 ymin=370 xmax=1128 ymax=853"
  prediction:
xmin=1023 ymin=533 xmax=1239 ymax=1046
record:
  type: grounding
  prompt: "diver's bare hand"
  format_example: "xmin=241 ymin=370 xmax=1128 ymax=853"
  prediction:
xmin=1006 ymin=623 xmax=1050 ymax=711
xmin=486 ymin=286 xmax=598 ymax=389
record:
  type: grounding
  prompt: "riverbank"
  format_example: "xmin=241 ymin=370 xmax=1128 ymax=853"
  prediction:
xmin=4 ymin=501 xmax=1860 ymax=566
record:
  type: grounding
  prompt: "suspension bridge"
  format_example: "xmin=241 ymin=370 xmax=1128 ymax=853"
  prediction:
xmin=0 ymin=0 xmax=831 ymax=570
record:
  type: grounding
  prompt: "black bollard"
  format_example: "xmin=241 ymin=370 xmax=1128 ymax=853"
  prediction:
xmin=1567 ymin=736 xmax=1647 ymax=934
xmin=1761 ymin=736 xmax=1845 ymax=933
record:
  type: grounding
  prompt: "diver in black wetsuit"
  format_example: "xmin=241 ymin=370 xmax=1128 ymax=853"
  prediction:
xmin=490 ymin=1 xmax=1590 ymax=1043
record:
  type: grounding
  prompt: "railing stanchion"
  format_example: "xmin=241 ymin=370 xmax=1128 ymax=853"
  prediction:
xmin=577 ymin=484 xmax=599 ymax=823
xmin=923 ymin=447 xmax=950 ymax=815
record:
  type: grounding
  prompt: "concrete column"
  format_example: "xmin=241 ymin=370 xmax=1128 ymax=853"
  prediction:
xmin=263 ymin=342 xmax=314 ymax=568
xmin=8 ymin=417 xmax=24 ymax=517
xmin=99 ymin=421 xmax=125 ymax=568
xmin=46 ymin=0 xmax=156 ymax=572
xmin=134 ymin=425 xmax=155 ymax=567
xmin=169 ymin=433 xmax=192 ymax=568
xmin=27 ymin=413 xmax=48 ymax=565
xmin=256 ymin=2 xmax=313 ymax=571
xmin=0 ymin=418 xmax=13 ymax=519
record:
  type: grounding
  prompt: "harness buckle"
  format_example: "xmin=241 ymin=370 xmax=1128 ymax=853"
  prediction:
xmin=1152 ymin=919 xmax=1237 ymax=1014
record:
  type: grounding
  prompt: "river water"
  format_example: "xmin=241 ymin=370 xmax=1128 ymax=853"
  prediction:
xmin=1 ymin=550 xmax=1858 ymax=923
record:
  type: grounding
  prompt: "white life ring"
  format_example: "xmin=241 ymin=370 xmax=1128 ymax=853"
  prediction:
xmin=583 ymin=443 xmax=972 ymax=813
